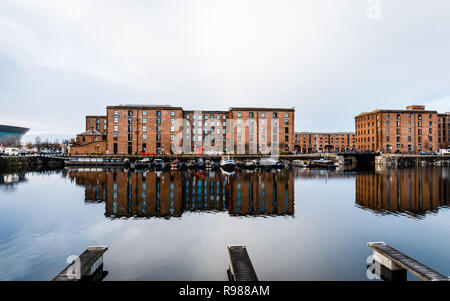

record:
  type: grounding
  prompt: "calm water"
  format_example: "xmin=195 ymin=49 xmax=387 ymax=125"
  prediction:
xmin=0 ymin=166 xmax=449 ymax=281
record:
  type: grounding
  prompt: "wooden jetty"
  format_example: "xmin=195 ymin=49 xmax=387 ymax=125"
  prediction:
xmin=227 ymin=245 xmax=258 ymax=281
xmin=368 ymin=242 xmax=449 ymax=281
xmin=53 ymin=246 xmax=108 ymax=281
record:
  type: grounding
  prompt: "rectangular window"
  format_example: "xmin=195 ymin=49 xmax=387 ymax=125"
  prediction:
xmin=128 ymin=110 xmax=133 ymax=116
xmin=142 ymin=118 xmax=147 ymax=123
xmin=157 ymin=126 xmax=161 ymax=132
xmin=171 ymin=135 xmax=174 ymax=141
xmin=114 ymin=110 xmax=118 ymax=115
xmin=171 ymin=126 xmax=175 ymax=132
xmin=156 ymin=118 xmax=161 ymax=124
xmin=249 ymin=112 xmax=254 ymax=118
xmin=143 ymin=126 xmax=146 ymax=132
xmin=171 ymin=111 xmax=175 ymax=116
xmin=261 ymin=112 xmax=265 ymax=118
xmin=237 ymin=112 xmax=242 ymax=118
xmin=285 ymin=120 xmax=289 ymax=125
xmin=143 ymin=111 xmax=147 ymax=116
xmin=171 ymin=118 xmax=174 ymax=124
xmin=143 ymin=134 xmax=146 ymax=140
xmin=113 ymin=125 xmax=118 ymax=132
xmin=114 ymin=117 xmax=118 ymax=123
xmin=273 ymin=112 xmax=277 ymax=118
xmin=157 ymin=111 xmax=161 ymax=117
xmin=128 ymin=134 xmax=132 ymax=141
xmin=285 ymin=113 xmax=289 ymax=118
xmin=113 ymin=134 xmax=118 ymax=140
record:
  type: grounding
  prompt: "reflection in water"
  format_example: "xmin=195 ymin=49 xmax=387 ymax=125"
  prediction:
xmin=0 ymin=169 xmax=59 ymax=192
xmin=356 ymin=167 xmax=450 ymax=217
xmin=65 ymin=169 xmax=295 ymax=218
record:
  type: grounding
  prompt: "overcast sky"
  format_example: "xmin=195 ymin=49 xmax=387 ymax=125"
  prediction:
xmin=1 ymin=0 xmax=449 ymax=142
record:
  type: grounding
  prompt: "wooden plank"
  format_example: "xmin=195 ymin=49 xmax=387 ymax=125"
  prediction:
xmin=53 ymin=246 xmax=108 ymax=281
xmin=368 ymin=242 xmax=449 ymax=281
xmin=227 ymin=245 xmax=258 ymax=281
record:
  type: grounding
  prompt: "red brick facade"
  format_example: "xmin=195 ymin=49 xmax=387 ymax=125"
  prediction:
xmin=355 ymin=105 xmax=441 ymax=153
xmin=294 ymin=132 xmax=356 ymax=153
xmin=70 ymin=105 xmax=295 ymax=155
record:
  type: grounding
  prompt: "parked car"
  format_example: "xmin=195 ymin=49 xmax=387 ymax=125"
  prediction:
xmin=419 ymin=151 xmax=428 ymax=155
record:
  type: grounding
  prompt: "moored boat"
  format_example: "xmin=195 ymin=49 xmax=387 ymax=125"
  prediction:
xmin=171 ymin=159 xmax=179 ymax=170
xmin=220 ymin=157 xmax=236 ymax=172
xmin=242 ymin=159 xmax=257 ymax=170
xmin=135 ymin=158 xmax=151 ymax=170
xmin=275 ymin=159 xmax=286 ymax=169
xmin=153 ymin=158 xmax=163 ymax=171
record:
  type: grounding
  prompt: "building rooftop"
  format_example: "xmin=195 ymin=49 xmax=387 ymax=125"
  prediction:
xmin=79 ymin=129 xmax=103 ymax=136
xmin=355 ymin=105 xmax=439 ymax=118
xmin=228 ymin=107 xmax=295 ymax=112
xmin=295 ymin=131 xmax=355 ymax=135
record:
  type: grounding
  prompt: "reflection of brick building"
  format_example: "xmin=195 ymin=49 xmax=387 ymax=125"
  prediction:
xmin=355 ymin=105 xmax=444 ymax=153
xmin=294 ymin=132 xmax=356 ymax=153
xmin=355 ymin=168 xmax=450 ymax=217
xmin=66 ymin=169 xmax=295 ymax=218
xmin=227 ymin=172 xmax=294 ymax=215
xmin=70 ymin=105 xmax=295 ymax=155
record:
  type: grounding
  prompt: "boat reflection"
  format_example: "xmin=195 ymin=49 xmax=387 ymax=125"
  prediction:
xmin=65 ymin=168 xmax=295 ymax=218
xmin=356 ymin=167 xmax=450 ymax=217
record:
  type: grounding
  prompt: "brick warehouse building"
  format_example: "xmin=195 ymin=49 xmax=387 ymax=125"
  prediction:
xmin=355 ymin=105 xmax=449 ymax=153
xmin=70 ymin=105 xmax=295 ymax=155
xmin=294 ymin=132 xmax=356 ymax=153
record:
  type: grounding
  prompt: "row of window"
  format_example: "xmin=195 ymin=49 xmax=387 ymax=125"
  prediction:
xmin=113 ymin=110 xmax=291 ymax=119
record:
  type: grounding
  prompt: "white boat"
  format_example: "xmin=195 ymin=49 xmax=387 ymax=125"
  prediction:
xmin=220 ymin=157 xmax=236 ymax=172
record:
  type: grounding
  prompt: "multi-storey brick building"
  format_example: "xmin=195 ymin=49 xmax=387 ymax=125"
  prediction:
xmin=70 ymin=105 xmax=295 ymax=155
xmin=438 ymin=112 xmax=450 ymax=149
xmin=85 ymin=115 xmax=108 ymax=136
xmin=355 ymin=105 xmax=442 ymax=153
xmin=294 ymin=132 xmax=356 ymax=153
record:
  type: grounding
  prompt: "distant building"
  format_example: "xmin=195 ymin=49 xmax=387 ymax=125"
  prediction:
xmin=70 ymin=105 xmax=295 ymax=155
xmin=355 ymin=105 xmax=447 ymax=153
xmin=0 ymin=125 xmax=29 ymax=146
xmin=294 ymin=132 xmax=356 ymax=153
